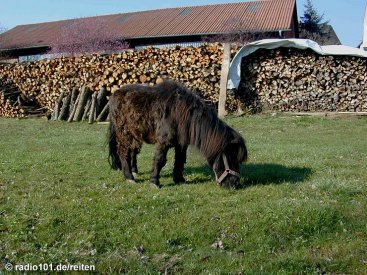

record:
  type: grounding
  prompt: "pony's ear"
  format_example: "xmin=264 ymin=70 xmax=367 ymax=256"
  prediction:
xmin=230 ymin=137 xmax=248 ymax=163
xmin=237 ymin=144 xmax=248 ymax=163
xmin=230 ymin=137 xmax=242 ymax=144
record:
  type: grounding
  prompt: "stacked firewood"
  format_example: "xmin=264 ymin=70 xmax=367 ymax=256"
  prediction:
xmin=0 ymin=88 xmax=22 ymax=118
xmin=0 ymin=79 xmax=45 ymax=118
xmin=0 ymin=44 xmax=230 ymax=118
xmin=1 ymin=44 xmax=366 ymax=118
xmin=238 ymin=48 xmax=367 ymax=112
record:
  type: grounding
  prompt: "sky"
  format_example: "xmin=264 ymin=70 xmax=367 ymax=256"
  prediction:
xmin=0 ymin=0 xmax=366 ymax=47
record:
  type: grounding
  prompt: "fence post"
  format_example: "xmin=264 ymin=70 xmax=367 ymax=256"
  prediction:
xmin=218 ymin=43 xmax=231 ymax=118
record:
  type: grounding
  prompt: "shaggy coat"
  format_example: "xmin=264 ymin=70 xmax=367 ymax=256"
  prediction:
xmin=108 ymin=80 xmax=247 ymax=188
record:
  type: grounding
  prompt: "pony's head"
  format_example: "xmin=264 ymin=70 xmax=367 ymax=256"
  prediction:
xmin=212 ymin=134 xmax=247 ymax=189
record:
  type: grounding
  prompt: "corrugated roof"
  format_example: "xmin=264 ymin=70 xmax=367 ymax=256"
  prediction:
xmin=0 ymin=0 xmax=296 ymax=50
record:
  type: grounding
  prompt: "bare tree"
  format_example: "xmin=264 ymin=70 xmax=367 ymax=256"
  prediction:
xmin=48 ymin=17 xmax=129 ymax=56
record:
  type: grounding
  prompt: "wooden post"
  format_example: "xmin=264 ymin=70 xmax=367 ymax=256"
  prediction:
xmin=88 ymin=91 xmax=98 ymax=124
xmin=67 ymin=88 xmax=79 ymax=122
xmin=96 ymin=101 xmax=109 ymax=122
xmin=73 ymin=86 xmax=90 ymax=121
xmin=51 ymin=90 xmax=65 ymax=120
xmin=218 ymin=43 xmax=231 ymax=118
xmin=96 ymin=86 xmax=107 ymax=116
xmin=58 ymin=93 xmax=71 ymax=121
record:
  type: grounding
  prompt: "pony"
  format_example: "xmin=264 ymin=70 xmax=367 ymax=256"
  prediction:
xmin=108 ymin=80 xmax=247 ymax=189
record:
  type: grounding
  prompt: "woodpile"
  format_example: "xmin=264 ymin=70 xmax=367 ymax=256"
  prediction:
xmin=0 ymin=44 xmax=230 ymax=118
xmin=0 ymin=79 xmax=45 ymax=118
xmin=1 ymin=45 xmax=366 ymax=118
xmin=238 ymin=48 xmax=367 ymax=113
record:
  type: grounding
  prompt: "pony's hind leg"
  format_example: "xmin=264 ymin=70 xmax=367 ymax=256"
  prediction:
xmin=173 ymin=145 xmax=187 ymax=184
xmin=130 ymin=147 xmax=140 ymax=177
xmin=117 ymin=147 xmax=136 ymax=184
xmin=150 ymin=145 xmax=170 ymax=188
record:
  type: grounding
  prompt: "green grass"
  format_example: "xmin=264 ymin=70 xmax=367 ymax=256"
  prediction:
xmin=1 ymin=115 xmax=366 ymax=274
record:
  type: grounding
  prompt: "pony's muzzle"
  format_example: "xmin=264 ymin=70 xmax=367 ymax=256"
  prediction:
xmin=218 ymin=174 xmax=240 ymax=189
xmin=214 ymin=154 xmax=241 ymax=188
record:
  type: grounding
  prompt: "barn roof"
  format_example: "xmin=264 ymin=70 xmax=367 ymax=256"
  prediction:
xmin=0 ymin=0 xmax=296 ymax=50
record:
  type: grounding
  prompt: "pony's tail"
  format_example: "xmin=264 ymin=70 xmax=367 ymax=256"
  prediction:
xmin=108 ymin=121 xmax=122 ymax=170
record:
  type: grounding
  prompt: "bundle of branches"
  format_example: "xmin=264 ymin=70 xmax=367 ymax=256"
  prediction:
xmin=50 ymin=85 xmax=109 ymax=123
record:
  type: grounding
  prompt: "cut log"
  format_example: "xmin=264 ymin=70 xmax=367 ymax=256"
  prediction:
xmin=51 ymin=90 xmax=66 ymax=120
xmin=58 ymin=93 xmax=71 ymax=121
xmin=96 ymin=86 xmax=107 ymax=116
xmin=67 ymin=90 xmax=81 ymax=123
xmin=88 ymin=91 xmax=98 ymax=124
xmin=69 ymin=87 xmax=79 ymax=113
xmin=73 ymin=86 xmax=90 ymax=122
xmin=96 ymin=101 xmax=109 ymax=122
xmin=82 ymin=97 xmax=92 ymax=121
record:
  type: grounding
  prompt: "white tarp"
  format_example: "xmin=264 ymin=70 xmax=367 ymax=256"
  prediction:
xmin=228 ymin=38 xmax=367 ymax=89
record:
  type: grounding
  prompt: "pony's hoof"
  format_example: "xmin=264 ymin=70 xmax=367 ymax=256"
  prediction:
xmin=132 ymin=172 xmax=138 ymax=178
xmin=150 ymin=183 xmax=162 ymax=189
xmin=174 ymin=177 xmax=186 ymax=184
xmin=150 ymin=180 xmax=162 ymax=189
xmin=127 ymin=179 xmax=137 ymax=184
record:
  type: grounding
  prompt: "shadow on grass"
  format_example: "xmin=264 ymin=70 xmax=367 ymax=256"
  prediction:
xmin=137 ymin=163 xmax=312 ymax=188
xmin=167 ymin=163 xmax=312 ymax=187
xmin=242 ymin=163 xmax=313 ymax=186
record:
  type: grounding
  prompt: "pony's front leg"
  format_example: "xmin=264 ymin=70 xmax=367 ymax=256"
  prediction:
xmin=173 ymin=145 xmax=187 ymax=184
xmin=150 ymin=145 xmax=169 ymax=188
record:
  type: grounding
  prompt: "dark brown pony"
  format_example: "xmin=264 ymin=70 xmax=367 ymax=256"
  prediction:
xmin=108 ymin=80 xmax=247 ymax=189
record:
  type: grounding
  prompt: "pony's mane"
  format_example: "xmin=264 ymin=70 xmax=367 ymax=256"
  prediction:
xmin=156 ymin=80 xmax=245 ymax=164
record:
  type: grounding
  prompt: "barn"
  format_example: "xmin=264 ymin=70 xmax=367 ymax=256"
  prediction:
xmin=0 ymin=0 xmax=299 ymax=60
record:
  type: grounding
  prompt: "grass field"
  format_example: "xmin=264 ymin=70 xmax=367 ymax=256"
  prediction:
xmin=0 ymin=115 xmax=366 ymax=274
